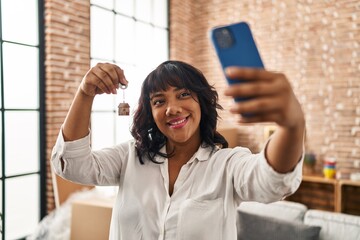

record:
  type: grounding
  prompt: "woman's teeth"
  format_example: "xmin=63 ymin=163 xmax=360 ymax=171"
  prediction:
xmin=171 ymin=118 xmax=186 ymax=125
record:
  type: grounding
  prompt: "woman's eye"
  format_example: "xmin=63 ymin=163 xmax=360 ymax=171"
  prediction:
xmin=179 ymin=91 xmax=191 ymax=98
xmin=152 ymin=99 xmax=164 ymax=106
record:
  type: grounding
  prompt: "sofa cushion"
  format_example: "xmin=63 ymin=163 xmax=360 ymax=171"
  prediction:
xmin=237 ymin=210 xmax=321 ymax=240
xmin=238 ymin=200 xmax=308 ymax=222
xmin=304 ymin=210 xmax=360 ymax=240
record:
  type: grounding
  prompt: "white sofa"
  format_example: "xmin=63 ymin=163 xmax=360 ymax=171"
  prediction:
xmin=237 ymin=201 xmax=360 ymax=240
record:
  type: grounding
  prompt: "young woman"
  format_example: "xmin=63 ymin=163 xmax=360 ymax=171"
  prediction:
xmin=51 ymin=60 xmax=305 ymax=239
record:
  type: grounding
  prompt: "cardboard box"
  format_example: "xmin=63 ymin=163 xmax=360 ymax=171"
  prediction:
xmin=70 ymin=197 xmax=115 ymax=240
xmin=218 ymin=126 xmax=238 ymax=148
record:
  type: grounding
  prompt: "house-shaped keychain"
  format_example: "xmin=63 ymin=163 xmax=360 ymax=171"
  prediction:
xmin=118 ymin=84 xmax=130 ymax=116
xmin=118 ymin=102 xmax=130 ymax=116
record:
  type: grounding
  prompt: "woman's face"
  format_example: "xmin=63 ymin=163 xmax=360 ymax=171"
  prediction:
xmin=150 ymin=86 xmax=201 ymax=148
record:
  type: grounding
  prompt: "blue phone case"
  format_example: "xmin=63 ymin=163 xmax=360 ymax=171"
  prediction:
xmin=210 ymin=22 xmax=264 ymax=101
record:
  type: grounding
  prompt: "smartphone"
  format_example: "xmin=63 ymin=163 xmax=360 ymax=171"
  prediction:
xmin=210 ymin=21 xmax=264 ymax=102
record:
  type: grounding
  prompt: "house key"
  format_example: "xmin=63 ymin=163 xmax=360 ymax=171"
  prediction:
xmin=118 ymin=84 xmax=130 ymax=116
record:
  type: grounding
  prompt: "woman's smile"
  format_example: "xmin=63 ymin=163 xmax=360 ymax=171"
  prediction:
xmin=167 ymin=116 xmax=189 ymax=129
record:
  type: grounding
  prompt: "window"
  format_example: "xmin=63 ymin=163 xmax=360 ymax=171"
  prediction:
xmin=90 ymin=0 xmax=169 ymax=151
xmin=0 ymin=0 xmax=45 ymax=239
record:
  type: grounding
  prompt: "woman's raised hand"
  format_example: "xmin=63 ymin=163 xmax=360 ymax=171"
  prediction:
xmin=80 ymin=62 xmax=128 ymax=97
xmin=224 ymin=67 xmax=304 ymax=129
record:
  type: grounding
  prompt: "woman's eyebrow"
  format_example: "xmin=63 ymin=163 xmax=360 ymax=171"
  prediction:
xmin=172 ymin=87 xmax=188 ymax=93
xmin=149 ymin=88 xmax=186 ymax=100
xmin=149 ymin=92 xmax=164 ymax=100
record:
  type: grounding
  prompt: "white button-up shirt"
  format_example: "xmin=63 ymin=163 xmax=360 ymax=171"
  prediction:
xmin=51 ymin=130 xmax=303 ymax=240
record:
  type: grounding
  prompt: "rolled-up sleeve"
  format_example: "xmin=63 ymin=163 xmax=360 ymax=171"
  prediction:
xmin=51 ymin=129 xmax=91 ymax=175
xmin=256 ymin=146 xmax=303 ymax=200
xmin=51 ymin=128 xmax=125 ymax=186
xmin=231 ymin=144 xmax=303 ymax=203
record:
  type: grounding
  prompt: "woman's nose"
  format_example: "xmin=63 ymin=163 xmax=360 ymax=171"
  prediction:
xmin=165 ymin=101 xmax=182 ymax=116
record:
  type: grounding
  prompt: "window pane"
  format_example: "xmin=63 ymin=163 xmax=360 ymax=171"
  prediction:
xmin=5 ymin=111 xmax=39 ymax=176
xmin=115 ymin=15 xmax=136 ymax=64
xmin=1 ymin=0 xmax=39 ymax=45
xmin=91 ymin=0 xmax=113 ymax=9
xmin=91 ymin=7 xmax=114 ymax=60
xmin=3 ymin=43 xmax=39 ymax=109
xmin=5 ymin=175 xmax=39 ymax=239
xmin=91 ymin=112 xmax=115 ymax=149
xmin=0 ymin=49 xmax=2 ymax=107
xmin=116 ymin=115 xmax=132 ymax=143
xmin=135 ymin=0 xmax=151 ymax=22
xmin=115 ymin=0 xmax=134 ymax=16
xmin=153 ymin=28 xmax=169 ymax=65
xmin=0 ymin=181 xmax=2 ymax=236
xmin=135 ymin=22 xmax=154 ymax=67
xmin=153 ymin=0 xmax=168 ymax=28
xmin=0 ymin=116 xmax=2 ymax=178
xmin=93 ymin=94 xmax=116 ymax=111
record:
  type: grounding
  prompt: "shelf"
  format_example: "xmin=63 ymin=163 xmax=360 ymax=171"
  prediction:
xmin=286 ymin=175 xmax=360 ymax=215
xmin=302 ymin=175 xmax=337 ymax=184
xmin=339 ymin=179 xmax=360 ymax=187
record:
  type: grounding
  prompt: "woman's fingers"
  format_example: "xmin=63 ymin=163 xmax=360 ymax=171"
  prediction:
xmin=229 ymin=95 xmax=284 ymax=115
xmin=224 ymin=67 xmax=304 ymax=127
xmin=237 ymin=112 xmax=284 ymax=124
xmin=224 ymin=68 xmax=287 ymax=98
xmin=91 ymin=66 xmax=117 ymax=94
xmin=114 ymin=65 xmax=128 ymax=87
xmin=224 ymin=81 xmax=278 ymax=98
xmin=81 ymin=63 xmax=128 ymax=96
xmin=98 ymin=63 xmax=128 ymax=87
xmin=225 ymin=66 xmax=274 ymax=81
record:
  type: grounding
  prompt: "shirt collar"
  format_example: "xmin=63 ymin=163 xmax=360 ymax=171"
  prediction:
xmin=156 ymin=143 xmax=219 ymax=163
xmin=192 ymin=143 xmax=218 ymax=162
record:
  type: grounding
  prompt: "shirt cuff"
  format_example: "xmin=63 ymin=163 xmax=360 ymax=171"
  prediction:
xmin=51 ymin=127 xmax=92 ymax=173
xmin=258 ymin=140 xmax=304 ymax=198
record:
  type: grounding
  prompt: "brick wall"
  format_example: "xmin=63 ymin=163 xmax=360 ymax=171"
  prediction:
xmin=45 ymin=0 xmax=90 ymax=212
xmin=170 ymin=0 xmax=360 ymax=175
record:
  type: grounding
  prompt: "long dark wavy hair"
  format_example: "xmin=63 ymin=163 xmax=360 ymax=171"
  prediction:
xmin=130 ymin=60 xmax=228 ymax=164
